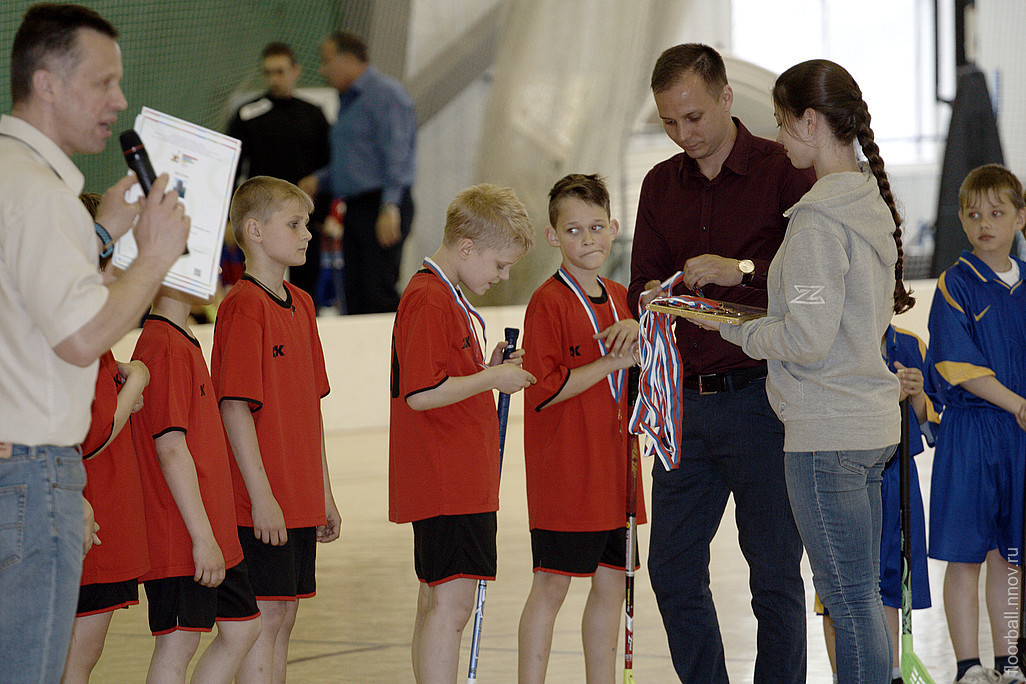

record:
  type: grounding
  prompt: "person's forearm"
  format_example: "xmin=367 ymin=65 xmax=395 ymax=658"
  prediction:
xmin=961 ymin=375 xmax=1025 ymax=415
xmin=319 ymin=416 xmax=335 ymax=504
xmin=95 ymin=369 xmax=148 ymax=455
xmin=406 ymin=368 xmax=496 ymax=411
xmin=540 ymin=356 xmax=623 ymax=409
xmin=154 ymin=434 xmax=218 ymax=545
xmin=219 ymin=400 xmax=276 ymax=504
xmin=910 ymin=392 xmax=928 ymax=425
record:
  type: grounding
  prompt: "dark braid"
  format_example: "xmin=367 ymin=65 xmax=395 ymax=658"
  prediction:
xmin=854 ymin=110 xmax=915 ymax=314
xmin=774 ymin=59 xmax=915 ymax=315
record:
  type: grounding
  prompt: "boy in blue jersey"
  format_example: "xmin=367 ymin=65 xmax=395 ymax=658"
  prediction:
xmin=925 ymin=164 xmax=1026 ymax=684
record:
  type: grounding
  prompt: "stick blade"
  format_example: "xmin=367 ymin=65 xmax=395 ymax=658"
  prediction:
xmin=901 ymin=650 xmax=936 ymax=684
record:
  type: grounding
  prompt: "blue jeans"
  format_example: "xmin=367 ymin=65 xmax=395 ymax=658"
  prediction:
xmin=648 ymin=378 xmax=806 ymax=683
xmin=0 ymin=445 xmax=85 ymax=683
xmin=786 ymin=447 xmax=895 ymax=684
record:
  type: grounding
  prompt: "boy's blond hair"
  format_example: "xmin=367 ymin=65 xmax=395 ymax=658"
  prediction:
xmin=229 ymin=176 xmax=314 ymax=252
xmin=444 ymin=184 xmax=534 ymax=254
xmin=959 ymin=164 xmax=1026 ymax=213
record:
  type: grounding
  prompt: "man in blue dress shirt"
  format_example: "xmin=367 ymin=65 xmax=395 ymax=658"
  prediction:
xmin=301 ymin=32 xmax=417 ymax=314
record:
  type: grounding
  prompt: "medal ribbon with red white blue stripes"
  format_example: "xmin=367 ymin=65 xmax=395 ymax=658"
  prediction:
xmin=423 ymin=257 xmax=487 ymax=366
xmin=554 ymin=267 xmax=624 ymax=405
xmin=630 ymin=270 xmax=685 ymax=470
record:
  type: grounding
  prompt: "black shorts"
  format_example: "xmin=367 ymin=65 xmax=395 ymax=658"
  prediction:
xmin=143 ymin=561 xmax=259 ymax=635
xmin=238 ymin=526 xmax=317 ymax=601
xmin=531 ymin=528 xmax=637 ymax=576
xmin=76 ymin=579 xmax=139 ymax=617
xmin=413 ymin=512 xmax=497 ymax=586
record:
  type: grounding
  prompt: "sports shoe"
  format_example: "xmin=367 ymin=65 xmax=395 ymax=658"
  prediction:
xmin=998 ymin=668 xmax=1026 ymax=684
xmin=957 ymin=665 xmax=1001 ymax=684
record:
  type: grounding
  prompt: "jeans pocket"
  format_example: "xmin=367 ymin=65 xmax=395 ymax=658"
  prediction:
xmin=0 ymin=485 xmax=27 ymax=570
xmin=837 ymin=452 xmax=870 ymax=476
xmin=52 ymin=455 xmax=86 ymax=492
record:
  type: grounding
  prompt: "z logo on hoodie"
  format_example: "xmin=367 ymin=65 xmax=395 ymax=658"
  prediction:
xmin=789 ymin=285 xmax=825 ymax=305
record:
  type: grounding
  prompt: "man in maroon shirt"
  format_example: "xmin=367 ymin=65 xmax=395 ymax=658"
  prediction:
xmin=628 ymin=44 xmax=815 ymax=683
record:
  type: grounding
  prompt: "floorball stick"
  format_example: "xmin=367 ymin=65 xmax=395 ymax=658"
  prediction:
xmin=899 ymin=398 xmax=935 ymax=683
xmin=467 ymin=327 xmax=519 ymax=684
xmin=625 ymin=365 xmax=640 ymax=684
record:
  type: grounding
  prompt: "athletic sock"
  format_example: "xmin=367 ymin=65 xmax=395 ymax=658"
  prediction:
xmin=956 ymin=658 xmax=982 ymax=681
xmin=892 ymin=665 xmax=903 ymax=681
xmin=995 ymin=655 xmax=1017 ymax=674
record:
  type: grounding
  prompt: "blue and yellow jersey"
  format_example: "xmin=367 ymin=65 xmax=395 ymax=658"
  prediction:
xmin=925 ymin=250 xmax=1026 ymax=409
xmin=884 ymin=325 xmax=940 ymax=456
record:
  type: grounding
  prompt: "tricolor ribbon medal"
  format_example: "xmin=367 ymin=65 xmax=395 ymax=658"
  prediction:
xmin=423 ymin=258 xmax=487 ymax=366
xmin=631 ymin=270 xmax=685 ymax=471
xmin=555 ymin=268 xmax=624 ymax=406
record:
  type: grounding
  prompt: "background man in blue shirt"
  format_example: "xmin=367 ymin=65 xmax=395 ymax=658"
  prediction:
xmin=301 ymin=31 xmax=416 ymax=314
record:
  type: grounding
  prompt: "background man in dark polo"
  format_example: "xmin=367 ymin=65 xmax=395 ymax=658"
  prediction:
xmin=628 ymin=43 xmax=815 ymax=683
xmin=228 ymin=41 xmax=329 ymax=302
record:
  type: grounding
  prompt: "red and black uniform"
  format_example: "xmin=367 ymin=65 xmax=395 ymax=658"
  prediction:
xmin=388 ymin=269 xmax=499 ymax=524
xmin=78 ymin=350 xmax=149 ymax=614
xmin=132 ymin=316 xmax=244 ymax=581
xmin=211 ymin=276 xmax=330 ymax=529
xmin=523 ymin=275 xmax=645 ymax=532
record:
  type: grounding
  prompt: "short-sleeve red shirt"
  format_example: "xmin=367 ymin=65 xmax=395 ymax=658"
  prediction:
xmin=211 ymin=277 xmax=329 ymax=528
xmin=80 ymin=350 xmax=150 ymax=585
xmin=523 ymin=275 xmax=646 ymax=531
xmin=132 ymin=316 xmax=244 ymax=581
xmin=388 ymin=270 xmax=500 ymax=523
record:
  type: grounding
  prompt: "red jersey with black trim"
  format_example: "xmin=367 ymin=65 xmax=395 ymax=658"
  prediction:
xmin=388 ymin=269 xmax=500 ymax=523
xmin=523 ymin=275 xmax=646 ymax=531
xmin=211 ymin=276 xmax=329 ymax=528
xmin=79 ymin=350 xmax=150 ymax=585
xmin=132 ymin=316 xmax=244 ymax=581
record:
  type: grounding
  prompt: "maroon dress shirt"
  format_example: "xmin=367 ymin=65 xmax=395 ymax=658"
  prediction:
xmin=628 ymin=119 xmax=816 ymax=376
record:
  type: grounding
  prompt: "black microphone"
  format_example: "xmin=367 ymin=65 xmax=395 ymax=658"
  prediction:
xmin=119 ymin=130 xmax=157 ymax=195
xmin=119 ymin=129 xmax=188 ymax=256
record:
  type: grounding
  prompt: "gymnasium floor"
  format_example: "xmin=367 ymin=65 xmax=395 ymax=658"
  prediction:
xmin=88 ymin=418 xmax=986 ymax=682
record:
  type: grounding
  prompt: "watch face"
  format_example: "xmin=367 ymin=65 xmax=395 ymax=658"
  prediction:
xmin=738 ymin=259 xmax=755 ymax=274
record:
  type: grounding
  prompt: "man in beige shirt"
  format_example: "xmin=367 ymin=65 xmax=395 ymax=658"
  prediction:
xmin=0 ymin=5 xmax=189 ymax=680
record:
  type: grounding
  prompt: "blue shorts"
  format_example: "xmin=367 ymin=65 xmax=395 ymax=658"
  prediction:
xmin=929 ymin=407 xmax=1026 ymax=564
xmin=879 ymin=454 xmax=930 ymax=608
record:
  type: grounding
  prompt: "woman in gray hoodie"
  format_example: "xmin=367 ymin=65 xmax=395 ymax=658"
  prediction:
xmin=701 ymin=59 xmax=916 ymax=683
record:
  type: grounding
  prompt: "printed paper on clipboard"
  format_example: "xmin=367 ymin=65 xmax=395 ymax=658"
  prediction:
xmin=646 ymin=295 xmax=766 ymax=325
xmin=111 ymin=107 xmax=241 ymax=300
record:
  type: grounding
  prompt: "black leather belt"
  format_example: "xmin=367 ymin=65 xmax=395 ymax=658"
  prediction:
xmin=682 ymin=365 xmax=767 ymax=395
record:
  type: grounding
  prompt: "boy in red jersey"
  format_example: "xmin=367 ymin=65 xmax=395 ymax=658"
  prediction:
xmin=213 ymin=176 xmax=341 ymax=683
xmin=132 ymin=286 xmax=261 ymax=682
xmin=64 ymin=193 xmax=152 ymax=683
xmin=518 ymin=174 xmax=644 ymax=683
xmin=389 ymin=184 xmax=536 ymax=682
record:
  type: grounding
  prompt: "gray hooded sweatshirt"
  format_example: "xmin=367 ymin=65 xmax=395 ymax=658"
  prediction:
xmin=721 ymin=164 xmax=901 ymax=452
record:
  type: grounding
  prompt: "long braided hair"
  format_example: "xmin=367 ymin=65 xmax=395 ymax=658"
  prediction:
xmin=773 ymin=59 xmax=915 ymax=314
